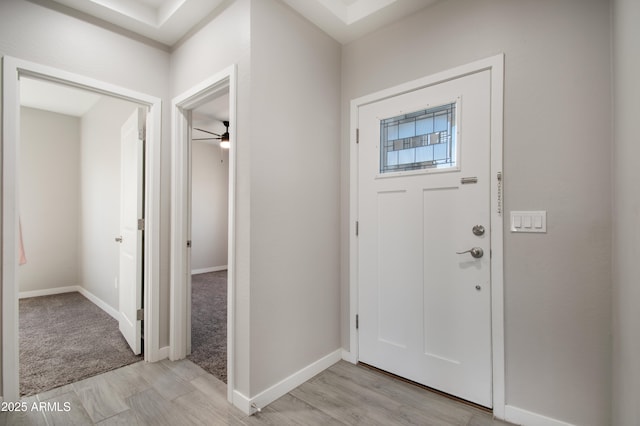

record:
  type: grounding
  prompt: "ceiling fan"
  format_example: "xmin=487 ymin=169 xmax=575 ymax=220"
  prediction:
xmin=193 ymin=120 xmax=230 ymax=148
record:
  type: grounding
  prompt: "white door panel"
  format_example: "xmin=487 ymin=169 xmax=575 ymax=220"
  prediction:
xmin=119 ymin=108 xmax=145 ymax=355
xmin=358 ymin=70 xmax=492 ymax=407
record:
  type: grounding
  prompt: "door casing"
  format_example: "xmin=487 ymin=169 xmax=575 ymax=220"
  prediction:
xmin=348 ymin=54 xmax=505 ymax=418
xmin=170 ymin=64 xmax=237 ymax=405
xmin=1 ymin=56 xmax=162 ymax=401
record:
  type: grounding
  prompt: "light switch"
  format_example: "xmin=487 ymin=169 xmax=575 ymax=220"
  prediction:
xmin=510 ymin=211 xmax=547 ymax=233
xmin=534 ymin=215 xmax=543 ymax=229
xmin=513 ymin=215 xmax=522 ymax=228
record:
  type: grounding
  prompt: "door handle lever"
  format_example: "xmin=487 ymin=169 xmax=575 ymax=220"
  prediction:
xmin=456 ymin=247 xmax=483 ymax=258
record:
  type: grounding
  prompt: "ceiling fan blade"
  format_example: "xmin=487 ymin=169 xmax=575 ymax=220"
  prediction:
xmin=194 ymin=127 xmax=222 ymax=136
xmin=192 ymin=137 xmax=220 ymax=141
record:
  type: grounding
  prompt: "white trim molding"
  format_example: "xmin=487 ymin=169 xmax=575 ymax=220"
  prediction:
xmin=2 ymin=56 xmax=162 ymax=400
xmin=19 ymin=285 xmax=119 ymax=321
xmin=170 ymin=64 xmax=238 ymax=405
xmin=77 ymin=287 xmax=120 ymax=321
xmin=19 ymin=286 xmax=79 ymax=299
xmin=192 ymin=265 xmax=228 ymax=275
xmin=244 ymin=349 xmax=342 ymax=415
xmin=157 ymin=346 xmax=170 ymax=360
xmin=341 ymin=349 xmax=357 ymax=364
xmin=348 ymin=54 xmax=505 ymax=417
xmin=505 ymin=405 xmax=577 ymax=426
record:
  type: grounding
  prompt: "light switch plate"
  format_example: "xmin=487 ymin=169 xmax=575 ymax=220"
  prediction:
xmin=510 ymin=211 xmax=547 ymax=233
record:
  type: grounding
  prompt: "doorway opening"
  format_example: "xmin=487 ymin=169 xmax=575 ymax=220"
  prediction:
xmin=186 ymin=92 xmax=230 ymax=383
xmin=170 ymin=65 xmax=237 ymax=403
xmin=2 ymin=56 xmax=162 ymax=401
xmin=17 ymin=77 xmax=145 ymax=396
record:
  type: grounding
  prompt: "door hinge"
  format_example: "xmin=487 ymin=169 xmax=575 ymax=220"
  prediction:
xmin=356 ymin=128 xmax=359 ymax=144
xmin=137 ymin=218 xmax=145 ymax=230
xmin=187 ymin=240 xmax=192 ymax=248
xmin=356 ymin=314 xmax=359 ymax=330
xmin=356 ymin=221 xmax=359 ymax=236
xmin=138 ymin=129 xmax=145 ymax=141
xmin=136 ymin=309 xmax=144 ymax=321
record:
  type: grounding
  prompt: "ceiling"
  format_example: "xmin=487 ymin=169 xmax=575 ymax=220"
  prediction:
xmin=46 ymin=0 xmax=438 ymax=47
xmin=20 ymin=77 xmax=102 ymax=117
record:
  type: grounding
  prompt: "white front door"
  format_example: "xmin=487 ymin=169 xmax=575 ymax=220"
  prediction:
xmin=118 ymin=108 xmax=145 ymax=355
xmin=358 ymin=69 xmax=492 ymax=407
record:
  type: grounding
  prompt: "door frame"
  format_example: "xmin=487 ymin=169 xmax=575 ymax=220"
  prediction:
xmin=170 ymin=64 xmax=237 ymax=404
xmin=348 ymin=54 xmax=505 ymax=418
xmin=1 ymin=55 xmax=162 ymax=401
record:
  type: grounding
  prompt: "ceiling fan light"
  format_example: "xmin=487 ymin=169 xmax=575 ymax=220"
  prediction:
xmin=220 ymin=128 xmax=230 ymax=149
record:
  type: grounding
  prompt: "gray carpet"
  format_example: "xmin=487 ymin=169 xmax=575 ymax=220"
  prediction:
xmin=188 ymin=270 xmax=227 ymax=383
xmin=19 ymin=292 xmax=142 ymax=397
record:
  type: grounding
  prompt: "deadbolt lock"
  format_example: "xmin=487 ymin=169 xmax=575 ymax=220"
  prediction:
xmin=472 ymin=225 xmax=485 ymax=236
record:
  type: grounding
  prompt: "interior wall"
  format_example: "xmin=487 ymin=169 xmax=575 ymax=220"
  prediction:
xmin=191 ymin=123 xmax=229 ymax=273
xmin=0 ymin=0 xmax=171 ymax=357
xmin=341 ymin=0 xmax=611 ymax=424
xmin=612 ymin=0 xmax=640 ymax=424
xmin=249 ymin=0 xmax=341 ymax=395
xmin=18 ymin=107 xmax=80 ymax=292
xmin=79 ymin=96 xmax=138 ymax=310
xmin=169 ymin=0 xmax=252 ymax=396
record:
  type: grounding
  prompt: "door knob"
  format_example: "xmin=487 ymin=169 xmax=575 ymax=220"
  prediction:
xmin=115 ymin=236 xmax=123 ymax=243
xmin=456 ymin=247 xmax=483 ymax=258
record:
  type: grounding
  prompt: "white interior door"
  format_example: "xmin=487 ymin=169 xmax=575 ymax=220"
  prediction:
xmin=358 ymin=70 xmax=492 ymax=407
xmin=118 ymin=108 xmax=145 ymax=355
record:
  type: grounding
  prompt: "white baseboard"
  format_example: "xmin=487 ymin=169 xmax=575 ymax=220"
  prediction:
xmin=19 ymin=285 xmax=120 ymax=323
xmin=341 ymin=349 xmax=357 ymax=364
xmin=19 ymin=285 xmax=79 ymax=299
xmin=192 ymin=265 xmax=227 ymax=275
xmin=157 ymin=346 xmax=170 ymax=361
xmin=505 ymin=405 xmax=576 ymax=426
xmin=233 ymin=390 xmax=252 ymax=415
xmin=243 ymin=349 xmax=342 ymax=415
xmin=76 ymin=287 xmax=119 ymax=321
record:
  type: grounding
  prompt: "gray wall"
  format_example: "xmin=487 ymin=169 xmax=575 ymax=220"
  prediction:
xmin=249 ymin=0 xmax=341 ymax=395
xmin=191 ymin=135 xmax=229 ymax=272
xmin=340 ymin=0 xmax=611 ymax=424
xmin=612 ymin=0 xmax=640 ymax=424
xmin=19 ymin=107 xmax=80 ymax=292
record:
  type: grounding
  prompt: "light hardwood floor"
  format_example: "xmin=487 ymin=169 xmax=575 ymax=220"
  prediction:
xmin=1 ymin=359 xmax=514 ymax=425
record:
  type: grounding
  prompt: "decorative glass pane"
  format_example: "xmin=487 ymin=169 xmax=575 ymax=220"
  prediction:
xmin=387 ymin=124 xmax=398 ymax=141
xmin=380 ymin=102 xmax=457 ymax=173
xmin=398 ymin=120 xmax=415 ymax=139
xmin=398 ymin=148 xmax=415 ymax=165
xmin=416 ymin=118 xmax=433 ymax=135
xmin=386 ymin=150 xmax=399 ymax=166
xmin=434 ymin=113 xmax=448 ymax=132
